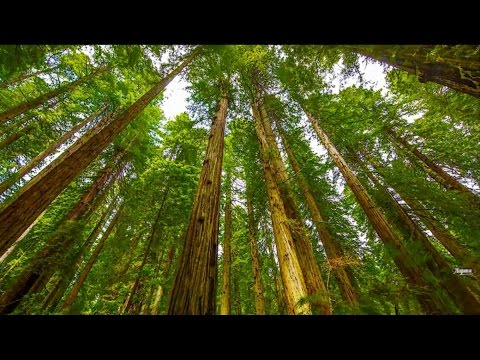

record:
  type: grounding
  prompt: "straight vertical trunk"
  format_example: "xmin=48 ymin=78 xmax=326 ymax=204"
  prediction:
xmin=220 ymin=173 xmax=232 ymax=315
xmin=61 ymin=206 xmax=122 ymax=313
xmin=258 ymin=102 xmax=331 ymax=314
xmin=168 ymin=86 xmax=228 ymax=315
xmin=351 ymin=45 xmax=480 ymax=98
xmin=276 ymin=119 xmax=360 ymax=306
xmin=246 ymin=184 xmax=266 ymax=315
xmin=307 ymin=112 xmax=449 ymax=314
xmin=0 ymin=106 xmax=107 ymax=196
xmin=0 ymin=48 xmax=200 ymax=255
xmin=252 ymin=102 xmax=311 ymax=315
xmin=0 ymin=67 xmax=108 ymax=123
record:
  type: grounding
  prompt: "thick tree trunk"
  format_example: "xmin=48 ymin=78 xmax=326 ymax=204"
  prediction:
xmin=168 ymin=86 xmax=228 ymax=315
xmin=0 ymin=67 xmax=108 ymax=123
xmin=307 ymin=112 xmax=449 ymax=314
xmin=0 ymin=160 xmax=120 ymax=314
xmin=252 ymin=102 xmax=311 ymax=315
xmin=246 ymin=184 xmax=267 ymax=315
xmin=276 ymin=120 xmax=360 ymax=307
xmin=352 ymin=45 xmax=480 ymax=98
xmin=61 ymin=206 xmax=122 ymax=313
xmin=220 ymin=173 xmax=232 ymax=315
xmin=258 ymin=102 xmax=331 ymax=314
xmin=0 ymin=49 xmax=200 ymax=255
xmin=0 ymin=106 xmax=107 ymax=196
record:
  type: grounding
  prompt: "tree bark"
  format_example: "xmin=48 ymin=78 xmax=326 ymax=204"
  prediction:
xmin=0 ymin=159 xmax=120 ymax=314
xmin=0 ymin=48 xmax=200 ymax=255
xmin=0 ymin=67 xmax=108 ymax=124
xmin=307 ymin=111 xmax=449 ymax=314
xmin=351 ymin=45 xmax=480 ymax=98
xmin=252 ymin=101 xmax=311 ymax=315
xmin=0 ymin=106 xmax=108 ymax=196
xmin=246 ymin=183 xmax=267 ymax=315
xmin=168 ymin=85 xmax=228 ymax=315
xmin=61 ymin=206 xmax=122 ymax=313
xmin=220 ymin=172 xmax=232 ymax=315
xmin=259 ymin=101 xmax=331 ymax=314
xmin=0 ymin=66 xmax=57 ymax=89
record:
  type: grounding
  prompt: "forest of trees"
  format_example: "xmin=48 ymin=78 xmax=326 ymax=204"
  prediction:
xmin=0 ymin=45 xmax=479 ymax=315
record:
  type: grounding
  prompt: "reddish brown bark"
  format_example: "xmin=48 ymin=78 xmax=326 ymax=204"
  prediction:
xmin=0 ymin=49 xmax=200 ymax=256
xmin=220 ymin=173 xmax=232 ymax=315
xmin=168 ymin=87 xmax=228 ymax=315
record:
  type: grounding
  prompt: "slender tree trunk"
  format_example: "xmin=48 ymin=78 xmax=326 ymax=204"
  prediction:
xmin=41 ymin=198 xmax=116 ymax=313
xmin=61 ymin=206 xmax=122 ymax=313
xmin=356 ymin=154 xmax=480 ymax=314
xmin=0 ymin=66 xmax=57 ymax=89
xmin=220 ymin=173 xmax=232 ymax=315
xmin=306 ymin=111 xmax=449 ymax=314
xmin=276 ymin=119 xmax=360 ymax=307
xmin=0 ymin=49 xmax=200 ymax=255
xmin=168 ymin=85 xmax=228 ymax=315
xmin=0 ymin=106 xmax=107 ymax=196
xmin=0 ymin=114 xmax=37 ymax=150
xmin=252 ymin=102 xmax=311 ymax=315
xmin=246 ymin=184 xmax=266 ymax=314
xmin=0 ymin=67 xmax=108 ymax=123
xmin=123 ymin=187 xmax=170 ymax=314
xmin=386 ymin=128 xmax=480 ymax=203
xmin=150 ymin=285 xmax=164 ymax=315
xmin=351 ymin=45 xmax=480 ymax=98
xmin=265 ymin=224 xmax=285 ymax=314
xmin=258 ymin=101 xmax=330 ymax=314
xmin=365 ymin=151 xmax=480 ymax=275
xmin=0 ymin=159 xmax=120 ymax=314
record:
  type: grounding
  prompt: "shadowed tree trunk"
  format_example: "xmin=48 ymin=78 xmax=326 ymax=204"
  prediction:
xmin=220 ymin=172 xmax=232 ymax=315
xmin=0 ymin=66 xmax=57 ymax=89
xmin=246 ymin=183 xmax=266 ymax=314
xmin=0 ymin=157 xmax=123 ymax=314
xmin=306 ymin=111 xmax=450 ymax=314
xmin=351 ymin=45 xmax=480 ymax=98
xmin=0 ymin=67 xmax=109 ymax=123
xmin=168 ymin=85 xmax=228 ymax=315
xmin=0 ymin=48 xmax=201 ymax=255
xmin=61 ymin=205 xmax=123 ymax=313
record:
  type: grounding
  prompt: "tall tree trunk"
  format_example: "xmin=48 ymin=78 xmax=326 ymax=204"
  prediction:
xmin=41 ymin=198 xmax=116 ymax=313
xmin=0 ymin=66 xmax=57 ymax=89
xmin=0 ymin=67 xmax=108 ymax=123
xmin=61 ymin=206 xmax=122 ymax=313
xmin=246 ymin=183 xmax=266 ymax=315
xmin=276 ymin=119 xmax=360 ymax=307
xmin=306 ymin=111 xmax=449 ymax=314
xmin=0 ymin=48 xmax=200 ymax=255
xmin=0 ymin=114 xmax=37 ymax=150
xmin=351 ymin=45 xmax=480 ymax=98
xmin=252 ymin=102 xmax=311 ymax=315
xmin=0 ymin=159 xmax=120 ymax=314
xmin=123 ymin=186 xmax=170 ymax=314
xmin=258 ymin=101 xmax=331 ymax=314
xmin=168 ymin=85 xmax=228 ymax=315
xmin=220 ymin=172 xmax=232 ymax=315
xmin=386 ymin=128 xmax=479 ymax=204
xmin=0 ymin=106 xmax=107 ymax=196
xmin=355 ymin=153 xmax=480 ymax=314
xmin=264 ymin=223 xmax=285 ymax=314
